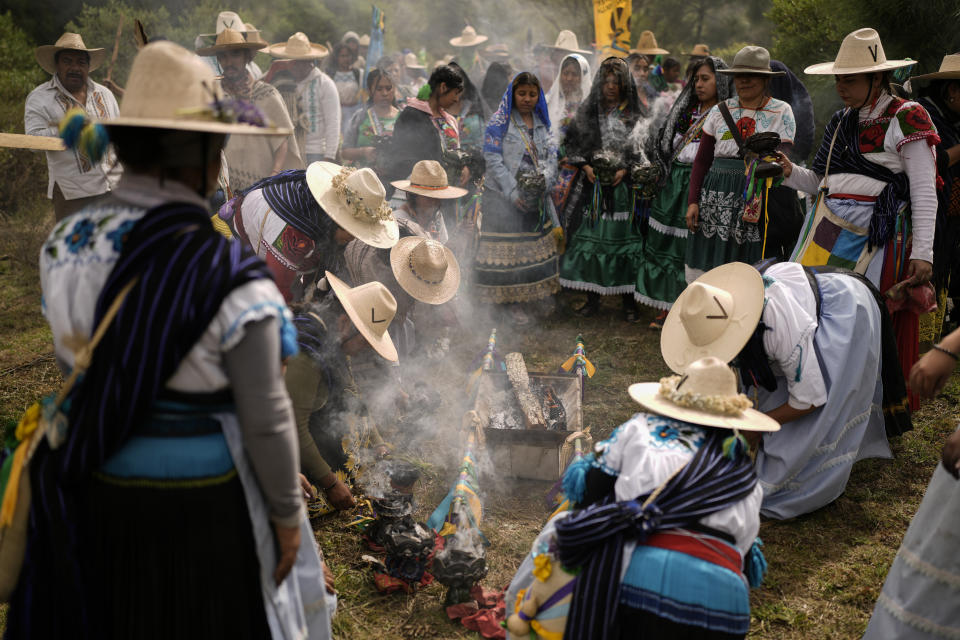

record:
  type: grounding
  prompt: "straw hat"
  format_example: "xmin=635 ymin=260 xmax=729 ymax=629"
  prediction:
xmin=359 ymin=34 xmax=371 ymax=47
xmin=200 ymin=11 xmax=249 ymax=37
xmin=549 ymin=30 xmax=590 ymax=56
xmin=390 ymin=237 xmax=461 ymax=304
xmin=306 ymin=162 xmax=399 ymax=249
xmin=391 ymin=160 xmax=467 ymax=199
xmin=906 ymin=54 xmax=960 ymax=83
xmin=481 ymin=43 xmax=511 ymax=61
xmin=266 ymin=32 xmax=329 ymax=60
xmin=403 ymin=52 xmax=426 ymax=70
xmin=326 ymin=271 xmax=399 ymax=362
xmin=450 ymin=25 xmax=489 ymax=48
xmin=717 ymin=46 xmax=785 ymax=76
xmin=103 ymin=40 xmax=288 ymax=136
xmin=628 ymin=357 xmax=780 ymax=432
xmin=342 ymin=31 xmax=361 ymax=44
xmin=805 ymin=28 xmax=914 ymax=76
xmin=195 ymin=28 xmax=265 ymax=56
xmin=683 ymin=43 xmax=711 ymax=57
xmin=35 ymin=33 xmax=106 ymax=75
xmin=244 ymin=23 xmax=269 ymax=46
xmin=661 ymin=263 xmax=765 ymax=374
xmin=631 ymin=30 xmax=669 ymax=56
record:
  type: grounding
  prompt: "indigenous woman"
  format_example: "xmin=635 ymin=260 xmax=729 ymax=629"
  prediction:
xmin=560 ymin=57 xmax=645 ymax=321
xmin=326 ymin=42 xmax=362 ymax=135
xmin=864 ymin=326 xmax=960 ymax=639
xmin=662 ymin=261 xmax=911 ymax=520
xmin=341 ymin=68 xmax=400 ymax=171
xmin=6 ymin=42 xmax=332 ymax=638
xmin=685 ymin=46 xmax=796 ymax=281
xmin=778 ymin=29 xmax=939 ymax=408
xmin=505 ymin=357 xmax=776 ymax=640
xmin=635 ymin=56 xmax=734 ymax=327
xmin=546 ymin=53 xmax=591 ymax=217
xmin=448 ymin=61 xmax=488 ymax=150
xmin=477 ymin=72 xmax=560 ymax=316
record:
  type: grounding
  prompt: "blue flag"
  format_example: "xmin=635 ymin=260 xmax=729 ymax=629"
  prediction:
xmin=365 ymin=6 xmax=385 ymax=77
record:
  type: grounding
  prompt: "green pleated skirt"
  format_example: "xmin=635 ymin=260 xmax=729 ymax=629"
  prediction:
xmin=635 ymin=162 xmax=691 ymax=309
xmin=559 ymin=181 xmax=645 ymax=295
xmin=685 ymin=157 xmax=760 ymax=280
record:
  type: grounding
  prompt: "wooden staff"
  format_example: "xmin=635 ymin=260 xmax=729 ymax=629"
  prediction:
xmin=105 ymin=15 xmax=124 ymax=83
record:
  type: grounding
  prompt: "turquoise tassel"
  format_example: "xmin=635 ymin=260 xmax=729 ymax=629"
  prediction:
xmin=745 ymin=538 xmax=768 ymax=588
xmin=562 ymin=454 xmax=592 ymax=505
xmin=280 ymin=316 xmax=299 ymax=360
xmin=722 ymin=433 xmax=748 ymax=460
xmin=59 ymin=109 xmax=87 ymax=149
xmin=78 ymin=121 xmax=109 ymax=163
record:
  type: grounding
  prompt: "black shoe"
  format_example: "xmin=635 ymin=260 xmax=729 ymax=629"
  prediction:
xmin=622 ymin=294 xmax=638 ymax=323
xmin=577 ymin=293 xmax=601 ymax=317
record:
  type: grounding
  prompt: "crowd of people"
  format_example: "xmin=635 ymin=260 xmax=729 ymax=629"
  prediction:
xmin=6 ymin=9 xmax=960 ymax=639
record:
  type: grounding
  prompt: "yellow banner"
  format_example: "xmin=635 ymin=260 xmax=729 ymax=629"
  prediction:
xmin=593 ymin=0 xmax=631 ymax=58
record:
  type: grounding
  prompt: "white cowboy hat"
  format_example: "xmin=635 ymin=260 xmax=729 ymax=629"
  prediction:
xmin=195 ymin=28 xmax=265 ymax=56
xmin=390 ymin=237 xmax=460 ymax=305
xmin=306 ymin=162 xmax=399 ymax=249
xmin=103 ymin=41 xmax=288 ymax=136
xmin=200 ymin=11 xmax=249 ymax=37
xmin=549 ymin=30 xmax=590 ymax=55
xmin=660 ymin=263 xmax=765 ymax=374
xmin=326 ymin=271 xmax=399 ymax=362
xmin=805 ymin=28 xmax=914 ymax=76
xmin=717 ymin=46 xmax=785 ymax=76
xmin=266 ymin=32 xmax=329 ymax=60
xmin=630 ymin=30 xmax=669 ymax=56
xmin=908 ymin=54 xmax=960 ymax=83
xmin=35 ymin=33 xmax=106 ymax=75
xmin=450 ymin=25 xmax=488 ymax=48
xmin=403 ymin=52 xmax=426 ymax=70
xmin=629 ymin=357 xmax=780 ymax=432
xmin=391 ymin=160 xmax=467 ymax=199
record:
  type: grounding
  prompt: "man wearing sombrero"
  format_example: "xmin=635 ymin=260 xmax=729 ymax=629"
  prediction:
xmin=450 ymin=25 xmax=489 ymax=88
xmin=197 ymin=28 xmax=302 ymax=194
xmin=25 ymin=32 xmax=121 ymax=220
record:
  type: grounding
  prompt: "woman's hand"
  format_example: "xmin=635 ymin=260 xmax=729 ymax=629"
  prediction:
xmin=906 ymin=259 xmax=933 ymax=285
xmin=685 ymin=203 xmax=699 ymax=232
xmin=909 ymin=346 xmax=957 ymax=399
xmin=323 ymin=475 xmax=356 ymax=511
xmin=612 ymin=168 xmax=627 ymax=187
xmin=273 ymin=522 xmax=301 ymax=586
xmin=583 ymin=165 xmax=596 ymax=183
xmin=774 ymin=151 xmax=793 ymax=178
xmin=299 ymin=473 xmax=316 ymax=501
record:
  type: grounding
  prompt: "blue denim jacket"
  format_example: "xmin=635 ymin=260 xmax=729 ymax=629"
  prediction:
xmin=484 ymin=113 xmax=558 ymax=199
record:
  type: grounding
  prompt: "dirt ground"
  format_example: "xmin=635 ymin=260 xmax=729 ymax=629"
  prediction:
xmin=1 ymin=212 xmax=957 ymax=639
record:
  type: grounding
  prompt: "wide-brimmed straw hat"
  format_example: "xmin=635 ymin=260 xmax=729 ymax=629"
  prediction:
xmin=244 ymin=23 xmax=269 ymax=46
xmin=630 ymin=30 xmax=669 ymax=56
xmin=450 ymin=25 xmax=488 ymax=48
xmin=266 ymin=32 xmax=329 ymax=60
xmin=549 ymin=30 xmax=590 ymax=56
xmin=35 ymin=33 xmax=106 ymax=75
xmin=683 ymin=43 xmax=711 ymax=58
xmin=103 ymin=41 xmax=288 ymax=136
xmin=200 ymin=11 xmax=249 ymax=37
xmin=195 ymin=28 xmax=265 ymax=56
xmin=306 ymin=162 xmax=399 ymax=249
xmin=805 ymin=28 xmax=914 ymax=76
xmin=390 ymin=237 xmax=460 ymax=305
xmin=717 ymin=46 xmax=785 ymax=76
xmin=907 ymin=54 xmax=960 ymax=84
xmin=391 ymin=160 xmax=467 ymax=199
xmin=481 ymin=43 xmax=511 ymax=61
xmin=661 ymin=263 xmax=764 ymax=374
xmin=403 ymin=52 xmax=426 ymax=70
xmin=326 ymin=271 xmax=399 ymax=362
xmin=629 ymin=357 xmax=780 ymax=432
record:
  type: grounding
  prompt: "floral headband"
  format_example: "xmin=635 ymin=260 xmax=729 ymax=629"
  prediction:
xmin=658 ymin=375 xmax=751 ymax=416
xmin=331 ymin=166 xmax=393 ymax=224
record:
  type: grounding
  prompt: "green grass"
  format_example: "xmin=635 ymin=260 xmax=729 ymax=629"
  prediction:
xmin=0 ymin=230 xmax=956 ymax=639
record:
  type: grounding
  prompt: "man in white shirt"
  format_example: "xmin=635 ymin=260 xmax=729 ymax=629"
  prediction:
xmin=266 ymin=33 xmax=340 ymax=164
xmin=24 ymin=33 xmax=121 ymax=220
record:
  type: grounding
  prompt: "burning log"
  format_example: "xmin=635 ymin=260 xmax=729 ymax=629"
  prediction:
xmin=505 ymin=352 xmax=547 ymax=430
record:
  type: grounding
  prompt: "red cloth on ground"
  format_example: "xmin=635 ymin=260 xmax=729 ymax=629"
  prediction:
xmin=445 ymin=586 xmax=507 ymax=639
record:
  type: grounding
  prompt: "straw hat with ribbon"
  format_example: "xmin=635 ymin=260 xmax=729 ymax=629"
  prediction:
xmin=683 ymin=43 xmax=711 ymax=58
xmin=195 ymin=28 xmax=265 ymax=56
xmin=103 ymin=40 xmax=289 ymax=136
xmin=35 ymin=33 xmax=106 ymax=75
xmin=391 ymin=160 xmax=467 ymax=199
xmin=630 ymin=30 xmax=669 ymax=56
xmin=629 ymin=356 xmax=780 ymax=432
xmin=906 ymin=54 xmax=960 ymax=84
xmin=306 ymin=162 xmax=399 ymax=249
xmin=805 ymin=28 xmax=914 ymax=76
xmin=450 ymin=25 xmax=488 ymax=48
xmin=660 ymin=263 xmax=765 ymax=374
xmin=717 ymin=46 xmax=785 ymax=76
xmin=549 ymin=30 xmax=590 ymax=56
xmin=326 ymin=271 xmax=399 ymax=362
xmin=266 ymin=32 xmax=329 ymax=60
xmin=390 ymin=237 xmax=461 ymax=305
xmin=201 ymin=11 xmax=249 ymax=37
